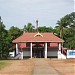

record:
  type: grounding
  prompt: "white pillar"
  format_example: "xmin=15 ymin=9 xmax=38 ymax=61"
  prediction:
xmin=20 ymin=48 xmax=23 ymax=59
xmin=20 ymin=52 xmax=23 ymax=59
xmin=16 ymin=43 xmax=18 ymax=55
xmin=30 ymin=42 xmax=32 ymax=58
xmin=45 ymin=42 xmax=47 ymax=59
xmin=59 ymin=43 xmax=61 ymax=50
xmin=58 ymin=43 xmax=62 ymax=59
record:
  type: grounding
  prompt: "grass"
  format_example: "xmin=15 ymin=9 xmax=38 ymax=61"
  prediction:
xmin=0 ymin=61 xmax=9 ymax=69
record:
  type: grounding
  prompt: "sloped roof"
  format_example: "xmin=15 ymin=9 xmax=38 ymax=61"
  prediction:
xmin=12 ymin=32 xmax=64 ymax=43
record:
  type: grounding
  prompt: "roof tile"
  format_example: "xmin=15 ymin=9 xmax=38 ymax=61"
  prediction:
xmin=12 ymin=32 xmax=64 ymax=43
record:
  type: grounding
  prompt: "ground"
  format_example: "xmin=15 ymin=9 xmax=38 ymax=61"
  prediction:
xmin=0 ymin=61 xmax=8 ymax=70
xmin=48 ymin=59 xmax=75 ymax=75
xmin=0 ymin=59 xmax=34 ymax=75
xmin=0 ymin=59 xmax=75 ymax=75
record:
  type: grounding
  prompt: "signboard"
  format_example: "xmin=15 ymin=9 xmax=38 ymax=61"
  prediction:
xmin=67 ymin=50 xmax=75 ymax=58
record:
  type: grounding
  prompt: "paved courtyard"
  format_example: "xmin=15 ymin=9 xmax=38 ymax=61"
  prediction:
xmin=33 ymin=59 xmax=60 ymax=75
xmin=0 ymin=59 xmax=75 ymax=75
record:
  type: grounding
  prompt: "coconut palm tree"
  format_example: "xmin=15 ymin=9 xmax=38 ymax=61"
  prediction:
xmin=23 ymin=23 xmax=35 ymax=32
xmin=56 ymin=17 xmax=68 ymax=39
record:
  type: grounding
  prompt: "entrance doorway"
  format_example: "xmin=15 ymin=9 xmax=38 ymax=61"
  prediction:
xmin=32 ymin=47 xmax=44 ymax=58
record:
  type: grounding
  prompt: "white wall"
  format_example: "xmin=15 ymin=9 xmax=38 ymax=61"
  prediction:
xmin=22 ymin=47 xmax=58 ymax=57
xmin=47 ymin=48 xmax=58 ymax=57
xmin=48 ymin=51 xmax=57 ymax=56
xmin=9 ymin=51 xmax=15 ymax=57
xmin=23 ymin=48 xmax=30 ymax=56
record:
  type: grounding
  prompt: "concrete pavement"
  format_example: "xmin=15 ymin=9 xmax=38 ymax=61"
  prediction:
xmin=33 ymin=59 xmax=61 ymax=75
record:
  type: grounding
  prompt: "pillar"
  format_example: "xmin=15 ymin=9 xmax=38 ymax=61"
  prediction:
xmin=16 ymin=43 xmax=18 ymax=55
xmin=20 ymin=48 xmax=23 ymax=59
xmin=20 ymin=52 xmax=23 ymax=59
xmin=58 ymin=43 xmax=62 ymax=59
xmin=30 ymin=42 xmax=32 ymax=58
xmin=45 ymin=42 xmax=47 ymax=59
xmin=59 ymin=43 xmax=61 ymax=50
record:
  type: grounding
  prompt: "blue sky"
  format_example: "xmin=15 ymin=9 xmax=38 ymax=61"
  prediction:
xmin=0 ymin=0 xmax=74 ymax=29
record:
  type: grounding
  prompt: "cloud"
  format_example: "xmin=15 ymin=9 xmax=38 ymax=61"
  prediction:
xmin=0 ymin=0 xmax=74 ymax=29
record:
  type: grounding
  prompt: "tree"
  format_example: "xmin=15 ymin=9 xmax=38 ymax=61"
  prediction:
xmin=0 ymin=18 xmax=23 ymax=59
xmin=55 ymin=12 xmax=75 ymax=49
xmin=0 ymin=16 xmax=9 ymax=59
xmin=63 ymin=12 xmax=75 ymax=49
xmin=38 ymin=26 xmax=53 ymax=32
xmin=23 ymin=23 xmax=35 ymax=32
xmin=8 ymin=26 xmax=23 ymax=40
xmin=55 ymin=17 xmax=68 ymax=38
xmin=8 ymin=26 xmax=23 ymax=52
xmin=67 ymin=12 xmax=75 ymax=27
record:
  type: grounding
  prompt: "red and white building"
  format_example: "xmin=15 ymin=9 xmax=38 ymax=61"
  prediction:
xmin=12 ymin=32 xmax=65 ymax=59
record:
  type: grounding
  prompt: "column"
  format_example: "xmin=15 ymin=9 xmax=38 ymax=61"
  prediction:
xmin=45 ymin=42 xmax=47 ymax=59
xmin=30 ymin=42 xmax=32 ymax=58
xmin=20 ymin=48 xmax=23 ymax=59
xmin=20 ymin=51 xmax=23 ymax=59
xmin=59 ymin=43 xmax=61 ymax=50
xmin=16 ymin=43 xmax=18 ymax=55
xmin=58 ymin=43 xmax=62 ymax=59
xmin=61 ymin=42 xmax=63 ymax=53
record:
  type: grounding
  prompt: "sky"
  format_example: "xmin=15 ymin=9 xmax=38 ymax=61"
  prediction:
xmin=0 ymin=0 xmax=74 ymax=29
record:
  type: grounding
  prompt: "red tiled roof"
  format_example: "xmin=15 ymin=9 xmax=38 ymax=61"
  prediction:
xmin=12 ymin=32 xmax=64 ymax=43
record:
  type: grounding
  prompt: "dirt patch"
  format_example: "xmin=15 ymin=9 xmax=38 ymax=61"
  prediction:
xmin=0 ymin=59 xmax=35 ymax=75
xmin=0 ymin=59 xmax=75 ymax=75
xmin=48 ymin=59 xmax=75 ymax=75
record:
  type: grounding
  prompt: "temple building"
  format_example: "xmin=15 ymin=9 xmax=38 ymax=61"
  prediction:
xmin=12 ymin=32 xmax=64 ymax=59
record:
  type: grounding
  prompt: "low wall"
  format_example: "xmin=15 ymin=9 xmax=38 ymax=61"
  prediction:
xmin=47 ymin=47 xmax=58 ymax=58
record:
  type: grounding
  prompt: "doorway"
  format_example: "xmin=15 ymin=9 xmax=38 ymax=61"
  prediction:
xmin=32 ymin=47 xmax=44 ymax=58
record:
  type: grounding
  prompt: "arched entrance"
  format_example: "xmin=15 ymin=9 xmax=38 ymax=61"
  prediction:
xmin=32 ymin=44 xmax=44 ymax=58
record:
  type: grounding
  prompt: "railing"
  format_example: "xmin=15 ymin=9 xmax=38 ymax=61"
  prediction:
xmin=62 ymin=50 xmax=67 ymax=56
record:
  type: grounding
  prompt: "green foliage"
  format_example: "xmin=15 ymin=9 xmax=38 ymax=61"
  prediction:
xmin=55 ymin=12 xmax=75 ymax=49
xmin=7 ymin=26 xmax=23 ymax=53
xmin=0 ymin=17 xmax=9 ymax=59
xmin=0 ymin=17 xmax=23 ymax=59
xmin=64 ymin=27 xmax=75 ymax=49
xmin=38 ymin=26 xmax=53 ymax=32
xmin=8 ymin=26 xmax=23 ymax=40
xmin=0 ymin=62 xmax=9 ymax=69
xmin=23 ymin=23 xmax=35 ymax=32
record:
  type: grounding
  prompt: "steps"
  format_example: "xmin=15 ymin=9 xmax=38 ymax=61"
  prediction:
xmin=14 ymin=52 xmax=21 ymax=59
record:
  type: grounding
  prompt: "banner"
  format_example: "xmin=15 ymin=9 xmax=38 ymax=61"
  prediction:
xmin=67 ymin=50 xmax=75 ymax=58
